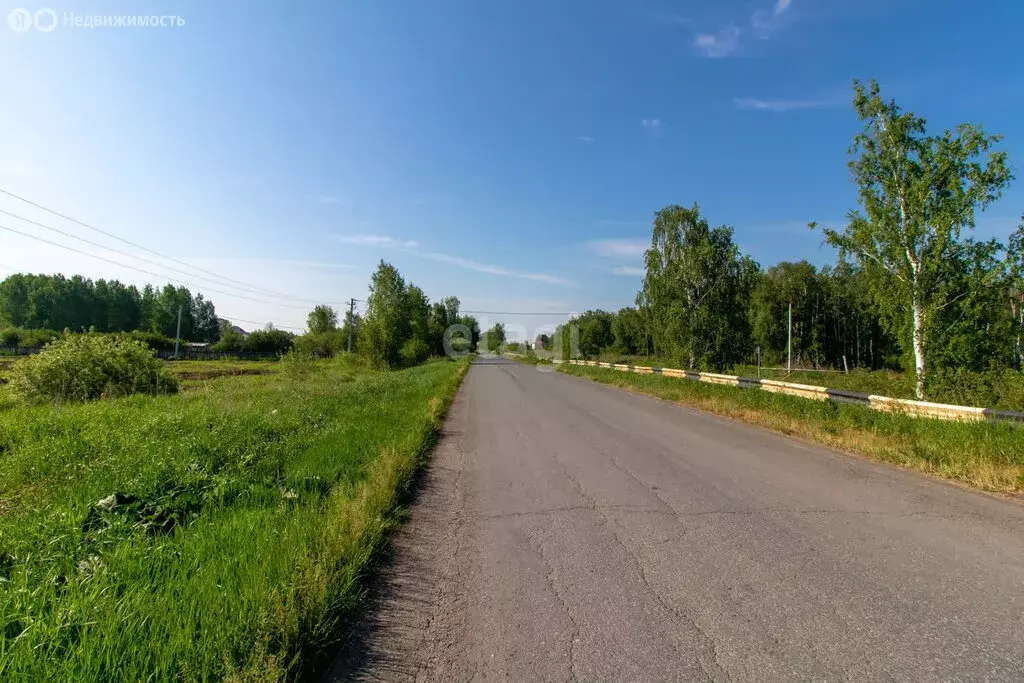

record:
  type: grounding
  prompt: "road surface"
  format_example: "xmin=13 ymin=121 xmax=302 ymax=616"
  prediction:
xmin=331 ymin=357 xmax=1024 ymax=681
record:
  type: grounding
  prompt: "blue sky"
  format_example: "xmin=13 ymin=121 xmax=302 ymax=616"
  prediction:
xmin=2 ymin=0 xmax=1022 ymax=338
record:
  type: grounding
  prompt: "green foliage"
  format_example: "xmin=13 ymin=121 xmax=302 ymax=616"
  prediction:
xmin=399 ymin=337 xmax=431 ymax=367
xmin=8 ymin=333 xmax=178 ymax=404
xmin=355 ymin=262 xmax=467 ymax=367
xmin=306 ymin=304 xmax=339 ymax=334
xmin=611 ymin=307 xmax=647 ymax=355
xmin=0 ymin=356 xmax=469 ymax=679
xmin=0 ymin=327 xmax=60 ymax=348
xmin=360 ymin=261 xmax=410 ymax=368
xmin=242 ymin=328 xmax=294 ymax=354
xmin=125 ymin=330 xmax=176 ymax=351
xmin=814 ymin=79 xmax=1014 ymax=398
xmin=567 ymin=310 xmax=614 ymax=359
xmin=638 ymin=203 xmax=758 ymax=370
xmin=483 ymin=323 xmax=506 ymax=353
xmin=562 ymin=363 xmax=1024 ymax=492
xmin=0 ymin=274 xmax=220 ymax=342
xmin=293 ymin=329 xmax=348 ymax=358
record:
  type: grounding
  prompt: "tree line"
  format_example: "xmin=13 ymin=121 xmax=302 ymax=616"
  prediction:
xmin=557 ymin=80 xmax=1023 ymax=400
xmin=0 ymin=262 xmax=482 ymax=366
xmin=0 ymin=274 xmax=220 ymax=342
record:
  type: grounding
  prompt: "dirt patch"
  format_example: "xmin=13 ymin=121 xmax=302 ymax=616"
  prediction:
xmin=0 ymin=360 xmax=16 ymax=371
xmin=174 ymin=367 xmax=273 ymax=381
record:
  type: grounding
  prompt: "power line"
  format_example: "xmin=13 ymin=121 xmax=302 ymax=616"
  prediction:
xmin=218 ymin=315 xmax=305 ymax=332
xmin=0 ymin=207 xmax=342 ymax=306
xmin=0 ymin=187 xmax=343 ymax=303
xmin=0 ymin=221 xmax=318 ymax=310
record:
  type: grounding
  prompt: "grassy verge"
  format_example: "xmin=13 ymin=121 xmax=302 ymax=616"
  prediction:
xmin=0 ymin=355 xmax=469 ymax=680
xmin=559 ymin=364 xmax=1024 ymax=493
xmin=592 ymin=353 xmax=1024 ymax=411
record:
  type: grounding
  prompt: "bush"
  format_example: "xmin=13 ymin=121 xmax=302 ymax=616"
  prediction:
xmin=0 ymin=327 xmax=60 ymax=348
xmin=293 ymin=330 xmax=347 ymax=359
xmin=243 ymin=329 xmax=294 ymax=355
xmin=126 ymin=330 xmax=176 ymax=351
xmin=9 ymin=333 xmax=178 ymax=404
xmin=928 ymin=367 xmax=1024 ymax=411
xmin=399 ymin=337 xmax=430 ymax=367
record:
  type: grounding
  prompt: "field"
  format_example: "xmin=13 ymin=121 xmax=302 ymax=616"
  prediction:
xmin=0 ymin=355 xmax=469 ymax=680
xmin=558 ymin=363 xmax=1024 ymax=493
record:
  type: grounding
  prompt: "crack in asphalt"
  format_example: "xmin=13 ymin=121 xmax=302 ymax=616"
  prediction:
xmin=523 ymin=418 xmax=733 ymax=682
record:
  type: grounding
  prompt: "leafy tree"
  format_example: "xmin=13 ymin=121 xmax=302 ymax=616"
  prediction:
xmin=611 ymin=307 xmax=648 ymax=355
xmin=571 ymin=310 xmax=614 ymax=359
xmin=483 ymin=323 xmax=506 ymax=353
xmin=813 ymin=80 xmax=1013 ymax=398
xmin=638 ymin=203 xmax=757 ymax=370
xmin=456 ymin=314 xmax=480 ymax=353
xmin=404 ymin=284 xmax=431 ymax=349
xmin=360 ymin=261 xmax=409 ymax=368
xmin=1008 ymin=219 xmax=1024 ymax=368
xmin=212 ymin=323 xmax=245 ymax=353
xmin=306 ymin=304 xmax=339 ymax=334
xmin=243 ymin=329 xmax=294 ymax=354
xmin=191 ymin=294 xmax=220 ymax=342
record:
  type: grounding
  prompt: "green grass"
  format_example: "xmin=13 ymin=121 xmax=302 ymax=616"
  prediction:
xmin=0 ymin=355 xmax=468 ymax=680
xmin=560 ymin=364 xmax=1024 ymax=493
xmin=593 ymin=352 xmax=1024 ymax=411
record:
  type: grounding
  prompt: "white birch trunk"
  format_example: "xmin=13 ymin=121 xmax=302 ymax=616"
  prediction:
xmin=912 ymin=296 xmax=926 ymax=400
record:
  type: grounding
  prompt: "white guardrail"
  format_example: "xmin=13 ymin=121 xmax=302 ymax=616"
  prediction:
xmin=551 ymin=359 xmax=1024 ymax=425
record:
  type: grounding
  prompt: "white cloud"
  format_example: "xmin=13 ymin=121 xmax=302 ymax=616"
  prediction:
xmin=612 ymin=265 xmax=645 ymax=276
xmin=733 ymin=97 xmax=825 ymax=112
xmin=421 ymin=252 xmax=574 ymax=286
xmin=693 ymin=25 xmax=741 ymax=57
xmin=692 ymin=0 xmax=796 ymax=57
xmin=641 ymin=118 xmax=662 ymax=129
xmin=336 ymin=234 xmax=420 ymax=249
xmin=579 ymin=135 xmax=595 ymax=143
xmin=334 ymin=234 xmax=572 ymax=286
xmin=586 ymin=238 xmax=648 ymax=259
xmin=774 ymin=0 xmax=793 ymax=15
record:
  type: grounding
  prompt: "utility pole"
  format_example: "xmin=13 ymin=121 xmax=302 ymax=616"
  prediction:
xmin=346 ymin=298 xmax=356 ymax=353
xmin=787 ymin=298 xmax=793 ymax=373
xmin=174 ymin=304 xmax=183 ymax=360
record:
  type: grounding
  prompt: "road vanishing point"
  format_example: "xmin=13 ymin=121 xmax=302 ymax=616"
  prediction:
xmin=331 ymin=357 xmax=1024 ymax=682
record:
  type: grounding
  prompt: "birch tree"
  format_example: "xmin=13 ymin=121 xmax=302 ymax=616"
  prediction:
xmin=813 ymin=80 xmax=1012 ymax=399
xmin=1008 ymin=219 xmax=1024 ymax=367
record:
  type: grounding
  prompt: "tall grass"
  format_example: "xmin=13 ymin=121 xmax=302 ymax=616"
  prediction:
xmin=559 ymin=364 xmax=1024 ymax=493
xmin=594 ymin=352 xmax=1024 ymax=410
xmin=0 ymin=356 xmax=468 ymax=680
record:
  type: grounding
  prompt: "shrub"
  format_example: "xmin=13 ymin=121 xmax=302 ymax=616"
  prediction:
xmin=243 ymin=329 xmax=294 ymax=355
xmin=9 ymin=333 xmax=178 ymax=404
xmin=293 ymin=330 xmax=347 ymax=358
xmin=399 ymin=337 xmax=430 ymax=367
xmin=127 ymin=330 xmax=176 ymax=351
xmin=1 ymin=327 xmax=60 ymax=348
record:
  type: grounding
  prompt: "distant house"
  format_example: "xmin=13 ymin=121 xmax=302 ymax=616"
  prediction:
xmin=217 ymin=318 xmax=249 ymax=339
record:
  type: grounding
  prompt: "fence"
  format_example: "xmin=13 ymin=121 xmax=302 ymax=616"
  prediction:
xmin=555 ymin=359 xmax=1024 ymax=425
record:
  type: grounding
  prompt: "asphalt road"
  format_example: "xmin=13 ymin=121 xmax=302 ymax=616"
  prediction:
xmin=332 ymin=357 xmax=1024 ymax=682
